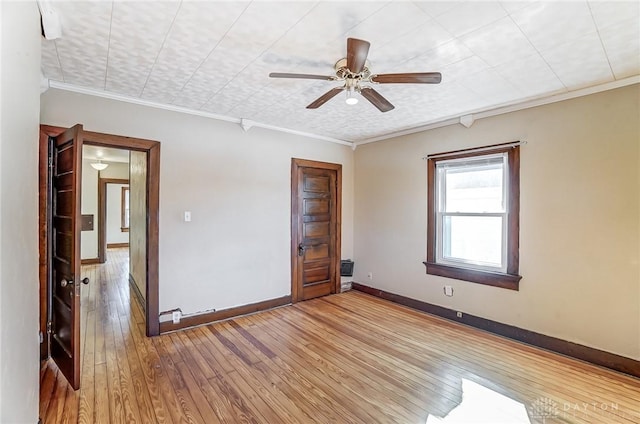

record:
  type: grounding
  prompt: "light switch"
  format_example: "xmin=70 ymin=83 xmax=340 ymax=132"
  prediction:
xmin=184 ymin=211 xmax=191 ymax=222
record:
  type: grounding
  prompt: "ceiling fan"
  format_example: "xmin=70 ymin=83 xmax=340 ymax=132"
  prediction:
xmin=269 ymin=38 xmax=442 ymax=113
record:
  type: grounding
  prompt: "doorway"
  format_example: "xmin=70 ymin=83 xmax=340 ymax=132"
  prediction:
xmin=79 ymin=145 xmax=131 ymax=265
xmin=38 ymin=124 xmax=160 ymax=390
xmin=290 ymin=158 xmax=342 ymax=302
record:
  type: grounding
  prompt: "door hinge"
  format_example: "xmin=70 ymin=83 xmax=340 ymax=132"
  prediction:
xmin=48 ymin=157 xmax=53 ymax=168
xmin=46 ymin=321 xmax=52 ymax=334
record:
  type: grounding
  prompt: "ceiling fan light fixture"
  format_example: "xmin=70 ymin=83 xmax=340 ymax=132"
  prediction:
xmin=90 ymin=160 xmax=109 ymax=171
xmin=270 ymin=38 xmax=440 ymax=112
xmin=345 ymin=88 xmax=358 ymax=105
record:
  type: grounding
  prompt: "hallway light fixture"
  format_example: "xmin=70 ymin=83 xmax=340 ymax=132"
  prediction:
xmin=90 ymin=159 xmax=109 ymax=171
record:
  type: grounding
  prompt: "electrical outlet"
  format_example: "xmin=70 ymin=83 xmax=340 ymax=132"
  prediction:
xmin=456 ymin=311 xmax=463 ymax=318
xmin=367 ymin=272 xmax=373 ymax=280
xmin=444 ymin=285 xmax=454 ymax=297
xmin=172 ymin=310 xmax=181 ymax=324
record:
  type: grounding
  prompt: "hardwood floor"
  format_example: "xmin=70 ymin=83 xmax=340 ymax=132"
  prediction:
xmin=40 ymin=248 xmax=640 ymax=423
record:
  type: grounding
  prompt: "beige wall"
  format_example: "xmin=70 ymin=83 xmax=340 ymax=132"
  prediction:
xmin=354 ymin=84 xmax=640 ymax=360
xmin=130 ymin=151 xmax=146 ymax=300
xmin=40 ymin=89 xmax=355 ymax=318
xmin=0 ymin=1 xmax=41 ymax=422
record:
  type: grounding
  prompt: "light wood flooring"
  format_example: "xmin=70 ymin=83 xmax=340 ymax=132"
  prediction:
xmin=40 ymin=248 xmax=640 ymax=423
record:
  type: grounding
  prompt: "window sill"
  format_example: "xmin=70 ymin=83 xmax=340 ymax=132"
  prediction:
xmin=423 ymin=261 xmax=521 ymax=290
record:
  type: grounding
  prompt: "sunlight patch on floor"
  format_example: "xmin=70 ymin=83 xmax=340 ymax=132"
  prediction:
xmin=426 ymin=379 xmax=531 ymax=423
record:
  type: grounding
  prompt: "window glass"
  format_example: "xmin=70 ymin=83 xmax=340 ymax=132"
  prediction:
xmin=442 ymin=215 xmax=503 ymax=268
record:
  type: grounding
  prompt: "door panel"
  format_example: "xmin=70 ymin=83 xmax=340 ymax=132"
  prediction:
xmin=50 ymin=124 xmax=83 ymax=390
xmin=304 ymin=222 xmax=329 ymax=238
xmin=304 ymin=198 xmax=330 ymax=214
xmin=292 ymin=160 xmax=341 ymax=302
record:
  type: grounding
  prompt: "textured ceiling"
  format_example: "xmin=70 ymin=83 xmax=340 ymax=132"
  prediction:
xmin=41 ymin=1 xmax=640 ymax=144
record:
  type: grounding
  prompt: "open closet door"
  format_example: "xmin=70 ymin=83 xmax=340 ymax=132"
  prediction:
xmin=50 ymin=124 xmax=85 ymax=389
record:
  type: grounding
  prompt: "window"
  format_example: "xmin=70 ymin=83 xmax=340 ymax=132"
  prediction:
xmin=424 ymin=142 xmax=522 ymax=290
xmin=121 ymin=186 xmax=130 ymax=232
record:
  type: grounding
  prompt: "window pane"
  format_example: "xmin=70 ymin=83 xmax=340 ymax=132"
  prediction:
xmin=441 ymin=158 xmax=504 ymax=213
xmin=442 ymin=215 xmax=503 ymax=268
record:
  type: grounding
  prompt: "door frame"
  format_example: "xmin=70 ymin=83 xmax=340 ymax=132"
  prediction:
xmin=98 ymin=178 xmax=129 ymax=263
xmin=290 ymin=158 xmax=342 ymax=302
xmin=39 ymin=125 xmax=161 ymax=346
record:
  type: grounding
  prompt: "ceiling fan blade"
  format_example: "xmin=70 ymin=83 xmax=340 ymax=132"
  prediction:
xmin=347 ymin=38 xmax=370 ymax=74
xmin=269 ymin=72 xmax=335 ymax=81
xmin=360 ymin=87 xmax=395 ymax=112
xmin=371 ymin=72 xmax=442 ymax=84
xmin=306 ymin=87 xmax=344 ymax=109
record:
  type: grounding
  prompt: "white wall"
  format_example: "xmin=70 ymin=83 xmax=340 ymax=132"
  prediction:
xmin=81 ymin=157 xmax=99 ymax=259
xmin=99 ymin=161 xmax=128 ymax=180
xmin=0 ymin=2 xmax=41 ymax=422
xmin=354 ymin=85 xmax=640 ymax=360
xmin=41 ymin=89 xmax=354 ymax=317
xmin=106 ymin=183 xmax=129 ymax=244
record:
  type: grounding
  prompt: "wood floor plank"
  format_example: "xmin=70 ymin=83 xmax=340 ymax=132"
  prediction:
xmin=240 ymin=312 xmax=381 ymax=424
xmin=77 ymin=309 xmax=95 ymax=424
xmin=267 ymin=307 xmax=432 ymax=422
xmin=207 ymin=374 xmax=264 ymax=424
xmin=217 ymin=321 xmax=315 ymax=424
xmin=60 ymin=383 xmax=79 ymax=424
xmin=39 ymin=248 xmax=640 ymax=424
xmin=174 ymin=330 xmax=219 ymax=380
xmin=322 ymin=294 xmax=640 ymax=421
xmin=93 ymin=364 xmax=110 ymax=423
xmin=44 ymin=366 xmax=69 ymax=424
xmin=170 ymin=337 xmax=239 ymax=424
xmin=102 ymin=294 xmax=125 ymax=423
xmin=39 ymin=362 xmax=57 ymax=421
xmin=227 ymin=318 xmax=343 ymax=424
xmin=116 ymin=308 xmax=159 ymax=424
xmin=124 ymin=309 xmax=177 ymax=424
xmin=153 ymin=335 xmax=205 ymax=424
xmin=174 ymin=360 xmax=223 ymax=424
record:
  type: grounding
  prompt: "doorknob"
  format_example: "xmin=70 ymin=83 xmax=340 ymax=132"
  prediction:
xmin=81 ymin=277 xmax=90 ymax=285
xmin=60 ymin=278 xmax=73 ymax=287
xmin=298 ymin=243 xmax=306 ymax=256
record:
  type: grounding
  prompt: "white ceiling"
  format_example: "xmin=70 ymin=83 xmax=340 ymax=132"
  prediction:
xmin=41 ymin=1 xmax=640 ymax=144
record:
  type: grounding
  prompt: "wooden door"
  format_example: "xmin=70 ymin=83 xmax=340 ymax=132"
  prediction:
xmin=291 ymin=159 xmax=341 ymax=302
xmin=50 ymin=124 xmax=84 ymax=389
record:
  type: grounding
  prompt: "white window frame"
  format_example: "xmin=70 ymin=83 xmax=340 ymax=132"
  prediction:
xmin=434 ymin=153 xmax=509 ymax=273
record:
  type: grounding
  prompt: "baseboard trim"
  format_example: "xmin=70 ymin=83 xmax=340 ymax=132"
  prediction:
xmin=107 ymin=242 xmax=129 ymax=248
xmin=159 ymin=295 xmax=292 ymax=333
xmin=81 ymin=258 xmax=100 ymax=265
xmin=129 ymin=273 xmax=146 ymax=313
xmin=352 ymin=282 xmax=639 ymax=378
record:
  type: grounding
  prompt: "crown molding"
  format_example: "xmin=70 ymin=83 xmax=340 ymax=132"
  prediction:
xmin=46 ymin=81 xmax=352 ymax=147
xmin=46 ymin=76 xmax=639 ymax=149
xmin=354 ymin=75 xmax=640 ymax=147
